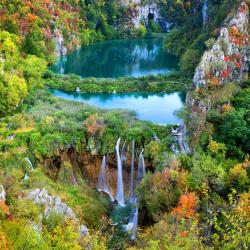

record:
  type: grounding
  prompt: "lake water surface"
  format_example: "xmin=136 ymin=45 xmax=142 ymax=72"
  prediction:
xmin=50 ymin=89 xmax=185 ymax=124
xmin=51 ymin=38 xmax=179 ymax=78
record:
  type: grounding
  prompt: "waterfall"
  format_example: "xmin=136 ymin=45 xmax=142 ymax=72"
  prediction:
xmin=202 ymin=0 xmax=208 ymax=27
xmin=97 ymin=156 xmax=106 ymax=192
xmin=136 ymin=150 xmax=146 ymax=184
xmin=121 ymin=140 xmax=127 ymax=162
xmin=25 ymin=157 xmax=34 ymax=171
xmin=123 ymin=201 xmax=139 ymax=240
xmin=22 ymin=173 xmax=29 ymax=183
xmin=115 ymin=138 xmax=125 ymax=206
xmin=97 ymin=156 xmax=114 ymax=202
xmin=129 ymin=140 xmax=135 ymax=202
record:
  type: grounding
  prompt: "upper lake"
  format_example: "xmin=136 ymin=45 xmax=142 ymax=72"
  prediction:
xmin=51 ymin=38 xmax=179 ymax=78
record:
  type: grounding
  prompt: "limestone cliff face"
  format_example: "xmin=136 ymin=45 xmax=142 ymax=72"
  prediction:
xmin=193 ymin=2 xmax=250 ymax=89
xmin=121 ymin=0 xmax=160 ymax=28
xmin=187 ymin=2 xmax=250 ymax=148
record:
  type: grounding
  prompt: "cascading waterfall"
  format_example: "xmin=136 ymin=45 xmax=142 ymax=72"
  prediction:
xmin=121 ymin=140 xmax=127 ymax=162
xmin=97 ymin=156 xmax=114 ymax=202
xmin=136 ymin=149 xmax=146 ymax=184
xmin=202 ymin=0 xmax=208 ymax=27
xmin=25 ymin=157 xmax=34 ymax=171
xmin=97 ymin=138 xmax=146 ymax=240
xmin=115 ymin=138 xmax=125 ymax=206
xmin=22 ymin=173 xmax=29 ymax=183
xmin=126 ymin=149 xmax=146 ymax=240
xmin=129 ymin=140 xmax=135 ymax=203
xmin=97 ymin=156 xmax=106 ymax=192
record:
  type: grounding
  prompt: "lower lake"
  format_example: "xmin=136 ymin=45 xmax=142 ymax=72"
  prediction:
xmin=50 ymin=90 xmax=185 ymax=124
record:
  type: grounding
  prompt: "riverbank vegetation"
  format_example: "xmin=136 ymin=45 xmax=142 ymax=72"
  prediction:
xmin=45 ymin=71 xmax=189 ymax=93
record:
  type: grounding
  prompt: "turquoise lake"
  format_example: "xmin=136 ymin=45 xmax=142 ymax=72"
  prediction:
xmin=51 ymin=38 xmax=179 ymax=78
xmin=50 ymin=90 xmax=185 ymax=124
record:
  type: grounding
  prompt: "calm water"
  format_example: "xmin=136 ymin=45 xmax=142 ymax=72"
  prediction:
xmin=50 ymin=90 xmax=185 ymax=124
xmin=51 ymin=38 xmax=179 ymax=78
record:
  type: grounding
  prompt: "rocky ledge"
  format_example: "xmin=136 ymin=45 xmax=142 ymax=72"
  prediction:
xmin=27 ymin=188 xmax=88 ymax=237
xmin=193 ymin=2 xmax=250 ymax=89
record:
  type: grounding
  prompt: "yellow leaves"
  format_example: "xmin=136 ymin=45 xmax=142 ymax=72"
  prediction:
xmin=48 ymin=221 xmax=82 ymax=250
xmin=207 ymin=138 xmax=226 ymax=157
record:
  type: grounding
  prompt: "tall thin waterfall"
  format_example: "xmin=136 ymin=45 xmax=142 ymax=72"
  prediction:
xmin=97 ymin=156 xmax=114 ymax=202
xmin=136 ymin=149 xmax=146 ymax=184
xmin=121 ymin=140 xmax=127 ymax=162
xmin=202 ymin=0 xmax=208 ymax=27
xmin=129 ymin=140 xmax=135 ymax=202
xmin=25 ymin=157 xmax=34 ymax=171
xmin=97 ymin=156 xmax=107 ymax=191
xmin=115 ymin=138 xmax=125 ymax=206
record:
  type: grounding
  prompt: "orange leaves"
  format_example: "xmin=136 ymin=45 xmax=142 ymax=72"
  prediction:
xmin=0 ymin=199 xmax=10 ymax=217
xmin=27 ymin=13 xmax=37 ymax=23
xmin=221 ymin=103 xmax=232 ymax=113
xmin=84 ymin=114 xmax=105 ymax=137
xmin=172 ymin=193 xmax=196 ymax=219
xmin=0 ymin=230 xmax=10 ymax=250
xmin=236 ymin=192 xmax=250 ymax=220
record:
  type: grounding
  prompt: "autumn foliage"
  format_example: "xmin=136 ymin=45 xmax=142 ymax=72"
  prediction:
xmin=172 ymin=193 xmax=196 ymax=219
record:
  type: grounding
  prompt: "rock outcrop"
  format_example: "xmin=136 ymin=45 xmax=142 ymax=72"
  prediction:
xmin=121 ymin=0 xmax=160 ymax=28
xmin=27 ymin=188 xmax=88 ymax=237
xmin=193 ymin=2 xmax=250 ymax=89
xmin=187 ymin=2 xmax=250 ymax=149
xmin=0 ymin=185 xmax=6 ymax=200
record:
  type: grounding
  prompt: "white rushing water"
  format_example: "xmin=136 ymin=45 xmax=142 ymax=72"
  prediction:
xmin=115 ymin=138 xmax=125 ymax=206
xmin=97 ymin=156 xmax=114 ymax=202
xmin=97 ymin=138 xmax=147 ymax=239
xmin=136 ymin=150 xmax=146 ymax=184
xmin=129 ymin=140 xmax=136 ymax=203
xmin=25 ymin=157 xmax=34 ymax=171
xmin=202 ymin=0 xmax=208 ymax=27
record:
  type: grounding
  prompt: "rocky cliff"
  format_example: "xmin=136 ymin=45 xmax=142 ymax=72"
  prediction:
xmin=188 ymin=2 xmax=250 ymax=148
xmin=121 ymin=0 xmax=160 ymax=28
xmin=193 ymin=2 xmax=250 ymax=89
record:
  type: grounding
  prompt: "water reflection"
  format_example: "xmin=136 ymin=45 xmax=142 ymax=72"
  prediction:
xmin=51 ymin=39 xmax=179 ymax=78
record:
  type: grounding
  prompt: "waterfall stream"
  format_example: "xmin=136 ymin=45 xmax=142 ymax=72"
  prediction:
xmin=97 ymin=156 xmax=114 ymax=202
xmin=97 ymin=138 xmax=146 ymax=239
xmin=115 ymin=138 xmax=125 ymax=206
xmin=202 ymin=0 xmax=208 ymax=27
xmin=25 ymin=157 xmax=34 ymax=171
xmin=129 ymin=140 xmax=135 ymax=203
xmin=136 ymin=150 xmax=146 ymax=184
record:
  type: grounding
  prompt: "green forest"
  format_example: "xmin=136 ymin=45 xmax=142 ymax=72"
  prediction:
xmin=0 ymin=0 xmax=249 ymax=249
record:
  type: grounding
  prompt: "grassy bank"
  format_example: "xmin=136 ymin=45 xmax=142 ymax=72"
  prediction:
xmin=44 ymin=71 xmax=189 ymax=94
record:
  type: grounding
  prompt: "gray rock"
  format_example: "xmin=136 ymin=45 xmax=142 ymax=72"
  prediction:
xmin=80 ymin=224 xmax=88 ymax=237
xmin=0 ymin=185 xmax=6 ymax=200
